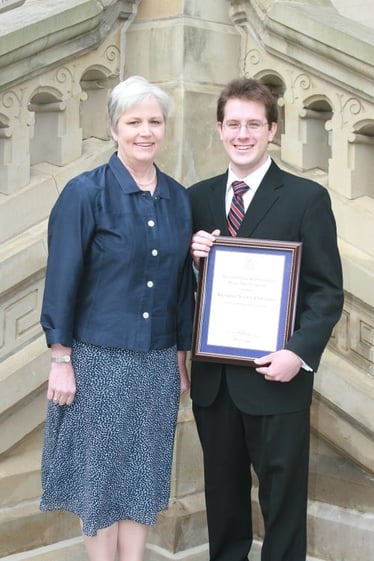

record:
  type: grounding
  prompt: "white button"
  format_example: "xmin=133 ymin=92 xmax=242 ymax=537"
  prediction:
xmin=148 ymin=220 xmax=155 ymax=227
xmin=152 ymin=249 xmax=158 ymax=256
xmin=147 ymin=281 xmax=154 ymax=288
xmin=143 ymin=312 xmax=149 ymax=319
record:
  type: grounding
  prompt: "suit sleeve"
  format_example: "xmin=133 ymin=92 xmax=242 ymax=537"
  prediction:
xmin=175 ymin=252 xmax=196 ymax=351
xmin=286 ymin=188 xmax=344 ymax=371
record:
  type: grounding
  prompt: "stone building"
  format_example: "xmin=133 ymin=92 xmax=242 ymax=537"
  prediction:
xmin=0 ymin=1 xmax=373 ymax=560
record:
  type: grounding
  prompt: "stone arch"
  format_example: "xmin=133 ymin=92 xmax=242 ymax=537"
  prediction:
xmin=299 ymin=95 xmax=333 ymax=172
xmin=79 ymin=66 xmax=118 ymax=141
xmin=348 ymin=119 xmax=374 ymax=199
xmin=256 ymin=71 xmax=286 ymax=147
xmin=28 ymin=86 xmax=82 ymax=166
xmin=28 ymin=88 xmax=63 ymax=165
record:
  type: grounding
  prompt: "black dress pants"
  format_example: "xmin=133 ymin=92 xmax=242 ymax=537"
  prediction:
xmin=193 ymin=373 xmax=310 ymax=561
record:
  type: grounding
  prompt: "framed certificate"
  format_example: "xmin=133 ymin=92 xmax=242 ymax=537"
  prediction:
xmin=192 ymin=237 xmax=302 ymax=366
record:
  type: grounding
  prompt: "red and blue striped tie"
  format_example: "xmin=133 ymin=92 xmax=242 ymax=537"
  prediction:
xmin=227 ymin=180 xmax=249 ymax=236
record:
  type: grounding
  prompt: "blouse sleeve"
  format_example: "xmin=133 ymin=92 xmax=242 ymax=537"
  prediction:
xmin=40 ymin=177 xmax=97 ymax=347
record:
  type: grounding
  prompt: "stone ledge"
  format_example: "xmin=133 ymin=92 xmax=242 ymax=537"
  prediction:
xmin=0 ymin=177 xmax=56 ymax=245
xmin=312 ymin=348 xmax=374 ymax=473
xmin=0 ymin=336 xmax=49 ymax=454
xmin=268 ymin=2 xmax=374 ymax=99
xmin=0 ymin=426 xmax=43 ymax=508
xmin=0 ymin=0 xmax=123 ymax=90
xmin=0 ymin=390 xmax=47 ymax=456
xmin=0 ymin=499 xmax=80 ymax=557
xmin=0 ymin=222 xmax=47 ymax=295
xmin=1 ymin=444 xmax=371 ymax=560
xmin=308 ymin=434 xmax=374 ymax=512
xmin=0 ymin=138 xmax=113 ymax=245
xmin=0 ymin=336 xmax=48 ymax=415
xmin=308 ymin=500 xmax=374 ymax=561
xmin=0 ymin=535 xmax=328 ymax=561
xmin=338 ymin=239 xmax=374 ymax=309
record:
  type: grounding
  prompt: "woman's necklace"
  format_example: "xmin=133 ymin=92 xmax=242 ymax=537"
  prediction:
xmin=133 ymin=166 xmax=156 ymax=187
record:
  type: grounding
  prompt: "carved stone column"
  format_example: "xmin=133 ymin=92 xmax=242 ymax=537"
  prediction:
xmin=124 ymin=1 xmax=241 ymax=557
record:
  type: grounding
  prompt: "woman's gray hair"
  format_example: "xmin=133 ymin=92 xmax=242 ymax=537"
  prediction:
xmin=108 ymin=76 xmax=170 ymax=131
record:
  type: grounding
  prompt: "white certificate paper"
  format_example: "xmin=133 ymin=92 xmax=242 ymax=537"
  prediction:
xmin=207 ymin=250 xmax=285 ymax=351
xmin=192 ymin=237 xmax=302 ymax=365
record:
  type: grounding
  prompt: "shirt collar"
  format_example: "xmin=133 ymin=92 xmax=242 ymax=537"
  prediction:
xmin=227 ymin=156 xmax=272 ymax=194
xmin=109 ymin=153 xmax=171 ymax=198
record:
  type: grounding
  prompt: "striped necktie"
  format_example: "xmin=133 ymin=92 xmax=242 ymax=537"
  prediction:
xmin=227 ymin=180 xmax=249 ymax=236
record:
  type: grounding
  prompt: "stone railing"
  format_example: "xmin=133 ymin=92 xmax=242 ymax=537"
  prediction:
xmin=0 ymin=0 xmax=25 ymax=13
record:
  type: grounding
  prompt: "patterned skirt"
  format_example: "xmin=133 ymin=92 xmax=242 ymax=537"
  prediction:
xmin=40 ymin=340 xmax=180 ymax=536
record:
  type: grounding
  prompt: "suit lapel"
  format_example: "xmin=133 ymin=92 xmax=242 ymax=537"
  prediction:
xmin=238 ymin=161 xmax=283 ymax=238
xmin=207 ymin=173 xmax=229 ymax=235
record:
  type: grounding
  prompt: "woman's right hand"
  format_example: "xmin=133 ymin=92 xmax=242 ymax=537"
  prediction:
xmin=190 ymin=229 xmax=220 ymax=269
xmin=47 ymin=362 xmax=76 ymax=406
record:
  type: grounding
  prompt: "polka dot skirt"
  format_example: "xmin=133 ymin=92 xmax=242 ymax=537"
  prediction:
xmin=40 ymin=341 xmax=180 ymax=536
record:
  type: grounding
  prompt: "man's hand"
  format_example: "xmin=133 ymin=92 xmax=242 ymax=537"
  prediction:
xmin=190 ymin=229 xmax=220 ymax=269
xmin=255 ymin=349 xmax=303 ymax=382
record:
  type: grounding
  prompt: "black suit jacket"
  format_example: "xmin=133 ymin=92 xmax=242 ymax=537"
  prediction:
xmin=188 ymin=160 xmax=344 ymax=415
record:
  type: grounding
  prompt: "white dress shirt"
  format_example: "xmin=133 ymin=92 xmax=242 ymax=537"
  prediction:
xmin=225 ymin=157 xmax=313 ymax=372
xmin=225 ymin=157 xmax=272 ymax=215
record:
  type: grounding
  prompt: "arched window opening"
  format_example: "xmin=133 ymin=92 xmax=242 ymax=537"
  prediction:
xmin=348 ymin=122 xmax=374 ymax=199
xmin=259 ymin=74 xmax=286 ymax=147
xmin=80 ymin=68 xmax=117 ymax=141
xmin=28 ymin=89 xmax=82 ymax=166
xmin=300 ymin=98 xmax=332 ymax=172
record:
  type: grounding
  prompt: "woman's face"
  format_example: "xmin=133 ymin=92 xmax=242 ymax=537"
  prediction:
xmin=112 ymin=97 xmax=166 ymax=168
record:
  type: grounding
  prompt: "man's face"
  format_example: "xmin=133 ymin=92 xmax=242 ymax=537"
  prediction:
xmin=217 ymin=98 xmax=277 ymax=177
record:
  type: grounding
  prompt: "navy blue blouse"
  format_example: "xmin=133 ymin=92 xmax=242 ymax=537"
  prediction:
xmin=41 ymin=153 xmax=195 ymax=352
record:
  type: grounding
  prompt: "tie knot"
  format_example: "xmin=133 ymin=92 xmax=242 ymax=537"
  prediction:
xmin=232 ymin=180 xmax=249 ymax=197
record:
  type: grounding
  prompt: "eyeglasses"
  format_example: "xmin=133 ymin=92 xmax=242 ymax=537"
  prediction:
xmin=222 ymin=120 xmax=269 ymax=132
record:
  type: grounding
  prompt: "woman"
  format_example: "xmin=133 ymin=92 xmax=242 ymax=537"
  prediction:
xmin=40 ymin=76 xmax=195 ymax=561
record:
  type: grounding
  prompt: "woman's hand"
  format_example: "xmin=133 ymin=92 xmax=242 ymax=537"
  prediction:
xmin=47 ymin=362 xmax=77 ymax=406
xmin=47 ymin=344 xmax=76 ymax=406
xmin=177 ymin=350 xmax=190 ymax=395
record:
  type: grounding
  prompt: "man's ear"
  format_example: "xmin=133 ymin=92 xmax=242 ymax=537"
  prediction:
xmin=268 ymin=122 xmax=278 ymax=143
xmin=217 ymin=122 xmax=223 ymax=141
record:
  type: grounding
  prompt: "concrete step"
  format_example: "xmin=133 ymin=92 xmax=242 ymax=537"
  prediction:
xmin=0 ymin=499 xmax=80 ymax=558
xmin=2 ymin=495 xmax=372 ymax=561
xmin=0 ymin=336 xmax=49 ymax=455
xmin=1 ymin=425 xmax=373 ymax=559
xmin=0 ymin=426 xmax=43 ymax=508
xmin=0 ymin=537 xmax=329 ymax=561
xmin=308 ymin=433 xmax=374 ymax=513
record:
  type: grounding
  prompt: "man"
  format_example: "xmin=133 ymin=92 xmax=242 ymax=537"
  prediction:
xmin=188 ymin=78 xmax=344 ymax=561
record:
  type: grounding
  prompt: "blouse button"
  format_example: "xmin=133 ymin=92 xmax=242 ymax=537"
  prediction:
xmin=148 ymin=220 xmax=155 ymax=227
xmin=147 ymin=281 xmax=154 ymax=288
xmin=142 ymin=312 xmax=150 ymax=319
xmin=152 ymin=249 xmax=158 ymax=256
